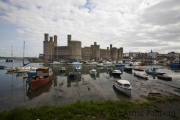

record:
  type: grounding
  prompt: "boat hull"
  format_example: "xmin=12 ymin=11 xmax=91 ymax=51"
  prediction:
xmin=134 ymin=71 xmax=148 ymax=80
xmin=157 ymin=75 xmax=172 ymax=81
xmin=114 ymin=82 xmax=131 ymax=96
xmin=123 ymin=67 xmax=133 ymax=72
xmin=115 ymin=64 xmax=125 ymax=67
xmin=27 ymin=71 xmax=36 ymax=76
xmin=146 ymin=71 xmax=165 ymax=75
xmin=29 ymin=75 xmax=52 ymax=90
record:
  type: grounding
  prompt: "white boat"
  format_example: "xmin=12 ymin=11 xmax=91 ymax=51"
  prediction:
xmin=5 ymin=67 xmax=17 ymax=72
xmin=134 ymin=71 xmax=148 ymax=80
xmin=68 ymin=60 xmax=82 ymax=65
xmin=27 ymin=67 xmax=37 ymax=76
xmin=117 ymin=60 xmax=123 ymax=64
xmin=76 ymin=65 xmax=82 ymax=70
xmin=48 ymin=60 xmax=61 ymax=64
xmin=17 ymin=66 xmax=31 ymax=73
xmin=103 ymin=61 xmax=112 ymax=66
xmin=110 ymin=70 xmax=121 ymax=76
xmin=89 ymin=69 xmax=97 ymax=75
xmin=129 ymin=61 xmax=141 ymax=66
xmin=114 ymin=80 xmax=131 ymax=96
xmin=86 ymin=61 xmax=98 ymax=65
xmin=96 ymin=63 xmax=104 ymax=67
xmin=60 ymin=67 xmax=66 ymax=72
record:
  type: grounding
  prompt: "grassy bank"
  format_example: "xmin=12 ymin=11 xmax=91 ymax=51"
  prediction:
xmin=0 ymin=96 xmax=180 ymax=120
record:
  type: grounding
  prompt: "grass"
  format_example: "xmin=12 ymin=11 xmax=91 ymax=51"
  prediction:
xmin=0 ymin=96 xmax=180 ymax=120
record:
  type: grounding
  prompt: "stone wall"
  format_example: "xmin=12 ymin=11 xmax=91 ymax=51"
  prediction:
xmin=82 ymin=47 xmax=93 ymax=60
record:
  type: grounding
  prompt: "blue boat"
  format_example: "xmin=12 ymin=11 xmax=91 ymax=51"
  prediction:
xmin=170 ymin=63 xmax=180 ymax=69
xmin=27 ymin=67 xmax=37 ymax=76
xmin=69 ymin=72 xmax=77 ymax=78
xmin=145 ymin=68 xmax=165 ymax=75
xmin=27 ymin=71 xmax=36 ymax=76
xmin=115 ymin=64 xmax=125 ymax=67
xmin=0 ymin=65 xmax=6 ymax=69
xmin=76 ymin=65 xmax=82 ymax=70
xmin=123 ymin=67 xmax=133 ymax=72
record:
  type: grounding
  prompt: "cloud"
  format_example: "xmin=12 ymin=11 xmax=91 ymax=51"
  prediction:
xmin=0 ymin=0 xmax=179 ymax=57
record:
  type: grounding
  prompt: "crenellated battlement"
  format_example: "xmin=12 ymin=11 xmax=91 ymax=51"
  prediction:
xmin=70 ymin=40 xmax=81 ymax=43
xmin=58 ymin=46 xmax=68 ymax=48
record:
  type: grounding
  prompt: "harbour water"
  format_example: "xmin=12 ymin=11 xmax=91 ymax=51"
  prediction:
xmin=0 ymin=59 xmax=180 ymax=111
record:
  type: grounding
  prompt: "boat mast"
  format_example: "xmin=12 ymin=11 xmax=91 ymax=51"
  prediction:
xmin=11 ymin=45 xmax=13 ymax=67
xmin=23 ymin=41 xmax=25 ymax=66
xmin=57 ymin=47 xmax=58 ymax=60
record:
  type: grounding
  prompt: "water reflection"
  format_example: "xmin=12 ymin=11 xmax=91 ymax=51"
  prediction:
xmin=112 ymin=85 xmax=131 ymax=99
xmin=90 ymin=74 xmax=97 ymax=80
xmin=1 ymin=60 xmax=180 ymax=111
xmin=27 ymin=80 xmax=52 ymax=100
xmin=16 ymin=72 xmax=27 ymax=77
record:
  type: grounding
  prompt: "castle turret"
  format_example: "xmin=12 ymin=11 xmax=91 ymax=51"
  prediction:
xmin=110 ymin=44 xmax=112 ymax=59
xmin=54 ymin=35 xmax=57 ymax=43
xmin=50 ymin=37 xmax=53 ymax=42
xmin=44 ymin=33 xmax=48 ymax=41
xmin=68 ymin=34 xmax=71 ymax=45
xmin=43 ymin=33 xmax=57 ymax=60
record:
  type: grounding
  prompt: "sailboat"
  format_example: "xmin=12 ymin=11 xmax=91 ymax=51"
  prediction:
xmin=5 ymin=45 xmax=17 ymax=72
xmin=16 ymin=41 xmax=32 ymax=73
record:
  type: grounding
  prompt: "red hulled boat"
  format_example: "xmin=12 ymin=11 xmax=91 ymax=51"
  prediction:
xmin=28 ymin=67 xmax=53 ymax=91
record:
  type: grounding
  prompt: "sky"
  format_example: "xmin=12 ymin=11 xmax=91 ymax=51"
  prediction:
xmin=0 ymin=0 xmax=180 ymax=57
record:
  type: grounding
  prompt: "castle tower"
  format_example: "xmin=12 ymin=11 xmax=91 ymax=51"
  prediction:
xmin=118 ymin=47 xmax=123 ymax=60
xmin=110 ymin=44 xmax=112 ymax=59
xmin=43 ymin=33 xmax=57 ymax=60
xmin=92 ymin=42 xmax=100 ymax=60
xmin=67 ymin=35 xmax=82 ymax=60
xmin=111 ymin=47 xmax=118 ymax=60
xmin=43 ymin=33 xmax=49 ymax=60
xmin=67 ymin=34 xmax=71 ymax=46
xmin=107 ymin=47 xmax=110 ymax=59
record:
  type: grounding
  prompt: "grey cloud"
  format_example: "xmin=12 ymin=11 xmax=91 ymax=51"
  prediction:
xmin=140 ymin=0 xmax=180 ymax=25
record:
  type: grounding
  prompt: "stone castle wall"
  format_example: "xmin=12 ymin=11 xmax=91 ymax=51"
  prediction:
xmin=82 ymin=47 xmax=93 ymax=60
xmin=43 ymin=33 xmax=123 ymax=60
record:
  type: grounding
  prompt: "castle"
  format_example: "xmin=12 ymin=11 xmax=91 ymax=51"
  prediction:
xmin=43 ymin=33 xmax=123 ymax=61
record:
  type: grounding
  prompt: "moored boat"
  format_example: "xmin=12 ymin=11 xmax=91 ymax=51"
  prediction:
xmin=68 ymin=60 xmax=82 ymax=65
xmin=0 ymin=65 xmax=7 ymax=69
xmin=17 ymin=66 xmax=31 ymax=73
xmin=157 ymin=75 xmax=172 ymax=81
xmin=76 ymin=65 xmax=82 ymax=70
xmin=113 ymin=80 xmax=131 ymax=96
xmin=60 ymin=67 xmax=66 ymax=72
xmin=103 ymin=61 xmax=112 ymax=66
xmin=48 ymin=60 xmax=61 ymax=64
xmin=27 ymin=67 xmax=37 ymax=76
xmin=123 ymin=67 xmax=133 ymax=73
xmin=110 ymin=70 xmax=122 ymax=76
xmin=134 ymin=71 xmax=148 ymax=80
xmin=28 ymin=67 xmax=53 ymax=91
xmin=69 ymin=72 xmax=77 ymax=78
xmin=89 ymin=69 xmax=97 ymax=75
xmin=145 ymin=68 xmax=165 ymax=75
xmin=86 ymin=61 xmax=98 ymax=65
xmin=129 ymin=61 xmax=141 ymax=66
xmin=5 ymin=66 xmax=18 ymax=72
xmin=115 ymin=64 xmax=125 ymax=67
xmin=133 ymin=67 xmax=144 ymax=71
xmin=96 ymin=63 xmax=104 ymax=67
